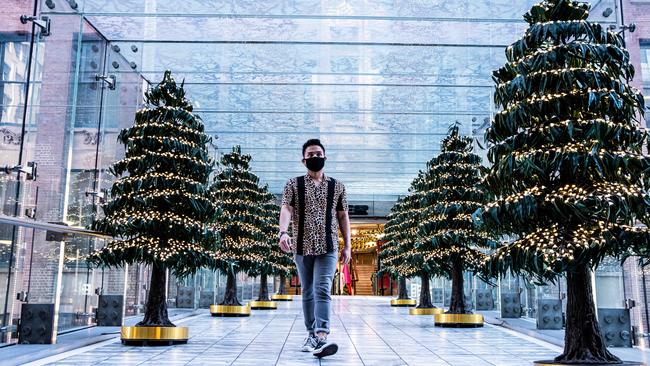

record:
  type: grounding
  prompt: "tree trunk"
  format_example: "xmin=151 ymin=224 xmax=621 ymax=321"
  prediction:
xmin=397 ymin=276 xmax=410 ymax=300
xmin=137 ymin=261 xmax=174 ymax=327
xmin=417 ymin=274 xmax=433 ymax=308
xmin=278 ymin=273 xmax=287 ymax=295
xmin=257 ymin=273 xmax=270 ymax=301
xmin=219 ymin=267 xmax=242 ymax=306
xmin=448 ymin=259 xmax=469 ymax=314
xmin=554 ymin=265 xmax=620 ymax=364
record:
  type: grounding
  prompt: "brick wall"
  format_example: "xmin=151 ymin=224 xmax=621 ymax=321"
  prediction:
xmin=623 ymin=0 xmax=650 ymax=92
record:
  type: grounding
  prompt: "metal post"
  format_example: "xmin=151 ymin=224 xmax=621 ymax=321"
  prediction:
xmin=52 ymin=240 xmax=66 ymax=343
xmin=641 ymin=269 xmax=650 ymax=335
xmin=122 ymin=264 xmax=128 ymax=325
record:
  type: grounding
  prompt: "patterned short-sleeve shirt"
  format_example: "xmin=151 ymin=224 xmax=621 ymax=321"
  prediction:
xmin=281 ymin=174 xmax=348 ymax=255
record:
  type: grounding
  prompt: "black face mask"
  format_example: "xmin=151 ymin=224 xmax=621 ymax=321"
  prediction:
xmin=305 ymin=157 xmax=325 ymax=172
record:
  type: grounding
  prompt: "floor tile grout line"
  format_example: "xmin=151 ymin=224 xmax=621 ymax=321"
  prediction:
xmin=395 ymin=311 xmax=474 ymax=355
xmin=229 ymin=312 xmax=279 ymax=366
xmin=336 ymin=313 xmax=366 ymax=366
xmin=86 ymin=313 xmax=206 ymax=366
xmin=401 ymin=312 xmax=511 ymax=365
xmin=182 ymin=313 xmax=247 ymax=365
xmin=357 ymin=312 xmax=434 ymax=366
xmin=398 ymin=312 xmax=548 ymax=365
xmin=274 ymin=314 xmax=298 ymax=366
xmin=371 ymin=313 xmax=453 ymax=365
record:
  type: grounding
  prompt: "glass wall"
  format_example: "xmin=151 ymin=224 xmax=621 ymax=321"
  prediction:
xmin=82 ymin=0 xmax=620 ymax=208
xmin=0 ymin=0 xmax=148 ymax=344
xmin=1 ymin=0 xmax=650 ymax=349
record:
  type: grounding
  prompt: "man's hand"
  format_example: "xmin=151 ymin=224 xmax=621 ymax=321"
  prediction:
xmin=341 ymin=245 xmax=351 ymax=264
xmin=279 ymin=233 xmax=292 ymax=253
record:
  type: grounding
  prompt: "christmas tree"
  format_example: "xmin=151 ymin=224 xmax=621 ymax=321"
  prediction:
xmin=265 ymin=202 xmax=296 ymax=297
xmin=417 ymin=124 xmax=493 ymax=317
xmin=89 ymin=71 xmax=219 ymax=328
xmin=379 ymin=198 xmax=412 ymax=301
xmin=482 ymin=0 xmax=650 ymax=363
xmin=246 ymin=187 xmax=291 ymax=304
xmin=209 ymin=146 xmax=268 ymax=308
xmin=394 ymin=189 xmax=440 ymax=311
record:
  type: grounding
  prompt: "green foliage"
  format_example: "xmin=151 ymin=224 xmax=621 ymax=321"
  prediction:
xmin=380 ymin=126 xmax=493 ymax=281
xmin=89 ymin=71 xmax=219 ymax=278
xmin=247 ymin=187 xmax=295 ymax=277
xmin=266 ymin=203 xmax=297 ymax=277
xmin=391 ymin=187 xmax=431 ymax=279
xmin=416 ymin=124 xmax=495 ymax=278
xmin=209 ymin=146 xmax=270 ymax=275
xmin=378 ymin=197 xmax=407 ymax=277
xmin=482 ymin=0 xmax=650 ymax=282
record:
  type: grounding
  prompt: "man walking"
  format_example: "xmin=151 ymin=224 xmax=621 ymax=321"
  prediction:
xmin=279 ymin=139 xmax=351 ymax=358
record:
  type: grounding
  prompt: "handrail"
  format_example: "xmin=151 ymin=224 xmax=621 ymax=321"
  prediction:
xmin=0 ymin=214 xmax=111 ymax=239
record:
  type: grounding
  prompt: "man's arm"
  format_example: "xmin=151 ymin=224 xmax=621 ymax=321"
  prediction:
xmin=279 ymin=204 xmax=293 ymax=252
xmin=338 ymin=210 xmax=351 ymax=264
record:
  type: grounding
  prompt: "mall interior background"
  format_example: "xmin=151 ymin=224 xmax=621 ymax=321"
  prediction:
xmin=1 ymin=0 xmax=650 ymax=347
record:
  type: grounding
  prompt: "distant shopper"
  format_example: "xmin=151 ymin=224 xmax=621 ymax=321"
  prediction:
xmin=278 ymin=139 xmax=351 ymax=358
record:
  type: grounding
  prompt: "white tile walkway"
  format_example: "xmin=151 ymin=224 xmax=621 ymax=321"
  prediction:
xmin=24 ymin=296 xmax=650 ymax=366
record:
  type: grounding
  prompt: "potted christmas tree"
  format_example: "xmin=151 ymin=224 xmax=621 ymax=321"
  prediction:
xmin=397 ymin=176 xmax=446 ymax=316
xmin=482 ymin=0 xmax=650 ymax=364
xmin=418 ymin=124 xmax=494 ymax=327
xmin=209 ymin=146 xmax=267 ymax=316
xmin=267 ymin=202 xmax=296 ymax=301
xmin=247 ymin=188 xmax=289 ymax=309
xmin=380 ymin=197 xmax=416 ymax=307
xmin=89 ymin=71 xmax=219 ymax=345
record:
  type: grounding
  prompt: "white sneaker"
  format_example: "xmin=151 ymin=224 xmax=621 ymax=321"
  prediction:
xmin=300 ymin=335 xmax=318 ymax=352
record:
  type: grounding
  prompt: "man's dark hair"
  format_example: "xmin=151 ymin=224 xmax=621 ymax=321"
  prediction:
xmin=302 ymin=139 xmax=325 ymax=157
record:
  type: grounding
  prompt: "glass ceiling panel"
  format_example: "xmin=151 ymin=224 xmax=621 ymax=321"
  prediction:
xmin=71 ymin=0 xmax=619 ymax=207
xmin=86 ymin=16 xmax=526 ymax=43
xmin=81 ymin=0 xmax=615 ymax=22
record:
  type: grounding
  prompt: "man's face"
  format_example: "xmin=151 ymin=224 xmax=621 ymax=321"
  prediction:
xmin=303 ymin=145 xmax=326 ymax=164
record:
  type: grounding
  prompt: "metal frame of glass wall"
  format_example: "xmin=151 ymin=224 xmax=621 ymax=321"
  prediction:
xmin=0 ymin=0 xmax=649 ymax=348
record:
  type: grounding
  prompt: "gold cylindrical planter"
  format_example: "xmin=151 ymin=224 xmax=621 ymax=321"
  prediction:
xmin=390 ymin=299 xmax=417 ymax=307
xmin=433 ymin=313 xmax=484 ymax=327
xmin=210 ymin=304 xmax=251 ymax=317
xmin=409 ymin=307 xmax=445 ymax=315
xmin=249 ymin=300 xmax=277 ymax=310
xmin=271 ymin=294 xmax=293 ymax=301
xmin=534 ymin=361 xmax=644 ymax=366
xmin=120 ymin=326 xmax=188 ymax=346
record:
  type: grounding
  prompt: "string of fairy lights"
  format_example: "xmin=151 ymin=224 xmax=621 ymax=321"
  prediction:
xmin=478 ymin=0 xmax=650 ymax=293
xmin=120 ymin=147 xmax=212 ymax=167
xmin=498 ymin=87 xmax=635 ymax=113
xmin=492 ymin=118 xmax=643 ymax=151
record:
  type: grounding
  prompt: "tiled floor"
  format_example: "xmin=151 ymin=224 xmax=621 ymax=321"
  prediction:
xmin=27 ymin=296 xmax=639 ymax=366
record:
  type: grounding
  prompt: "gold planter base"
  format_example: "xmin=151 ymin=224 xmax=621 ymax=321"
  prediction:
xmin=434 ymin=313 xmax=484 ymax=327
xmin=271 ymin=294 xmax=293 ymax=301
xmin=249 ymin=300 xmax=277 ymax=310
xmin=534 ymin=361 xmax=644 ymax=366
xmin=390 ymin=299 xmax=417 ymax=307
xmin=409 ymin=307 xmax=445 ymax=315
xmin=210 ymin=304 xmax=251 ymax=317
xmin=120 ymin=326 xmax=188 ymax=346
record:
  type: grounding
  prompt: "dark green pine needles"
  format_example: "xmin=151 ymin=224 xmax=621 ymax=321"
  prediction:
xmin=416 ymin=124 xmax=494 ymax=313
xmin=210 ymin=146 xmax=269 ymax=274
xmin=482 ymin=0 xmax=650 ymax=363
xmin=89 ymin=70 xmax=219 ymax=279
xmin=483 ymin=0 xmax=650 ymax=283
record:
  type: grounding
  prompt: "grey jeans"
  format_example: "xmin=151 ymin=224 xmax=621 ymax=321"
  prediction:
xmin=294 ymin=251 xmax=338 ymax=334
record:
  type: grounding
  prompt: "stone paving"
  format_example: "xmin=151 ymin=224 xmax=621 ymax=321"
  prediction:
xmin=26 ymin=296 xmax=650 ymax=366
